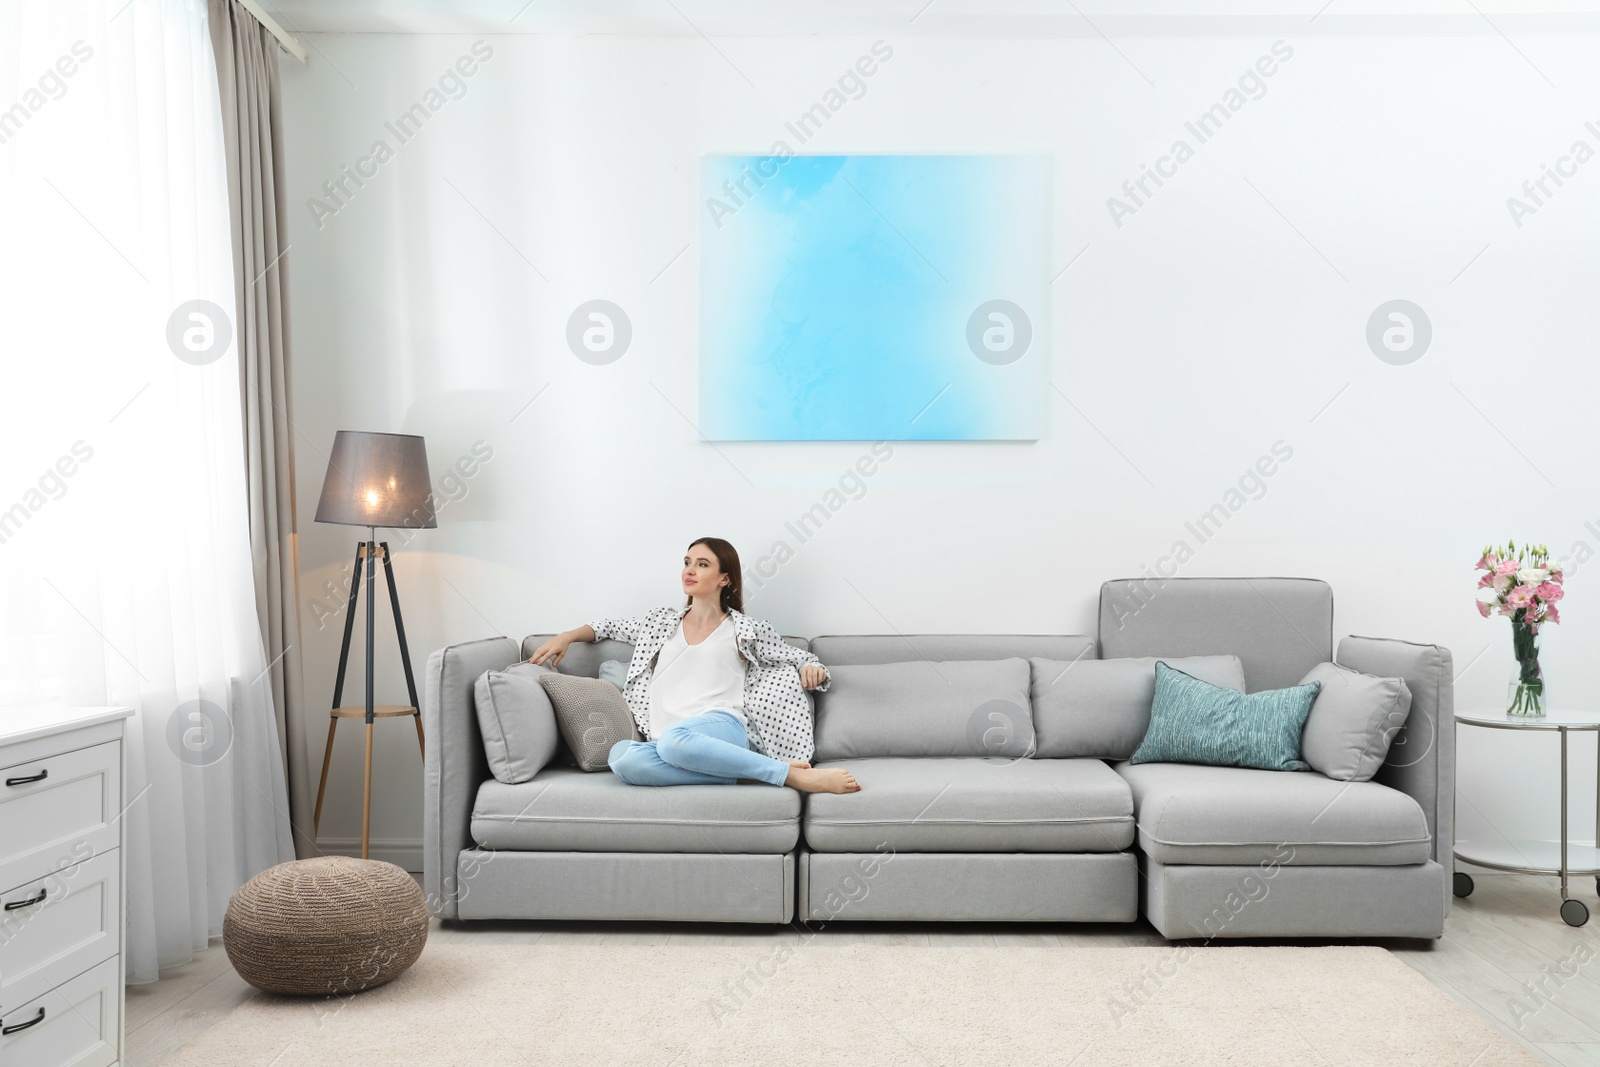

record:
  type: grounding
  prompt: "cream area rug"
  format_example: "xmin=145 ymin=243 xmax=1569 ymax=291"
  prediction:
xmin=163 ymin=943 xmax=1536 ymax=1066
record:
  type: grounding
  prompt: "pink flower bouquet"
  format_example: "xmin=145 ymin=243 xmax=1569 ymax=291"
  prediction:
xmin=1475 ymin=541 xmax=1563 ymax=715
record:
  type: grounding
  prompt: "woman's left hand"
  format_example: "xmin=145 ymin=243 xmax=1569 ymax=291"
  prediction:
xmin=799 ymin=663 xmax=827 ymax=690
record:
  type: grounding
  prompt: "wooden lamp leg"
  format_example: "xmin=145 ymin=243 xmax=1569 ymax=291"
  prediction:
xmin=313 ymin=717 xmax=338 ymax=836
xmin=413 ymin=713 xmax=425 ymax=761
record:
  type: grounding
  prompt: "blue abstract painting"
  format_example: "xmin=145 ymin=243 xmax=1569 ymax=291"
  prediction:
xmin=699 ymin=155 xmax=1045 ymax=441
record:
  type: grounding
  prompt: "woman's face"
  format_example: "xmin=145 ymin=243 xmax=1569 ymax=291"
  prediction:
xmin=682 ymin=543 xmax=727 ymax=602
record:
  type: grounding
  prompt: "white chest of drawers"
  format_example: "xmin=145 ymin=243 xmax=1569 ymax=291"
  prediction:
xmin=0 ymin=707 xmax=132 ymax=1067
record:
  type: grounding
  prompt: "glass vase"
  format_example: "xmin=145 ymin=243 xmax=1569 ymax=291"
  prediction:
xmin=1506 ymin=679 xmax=1546 ymax=717
xmin=1506 ymin=622 xmax=1546 ymax=717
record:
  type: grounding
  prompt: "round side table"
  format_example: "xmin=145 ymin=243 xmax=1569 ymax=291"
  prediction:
xmin=1453 ymin=708 xmax=1600 ymax=927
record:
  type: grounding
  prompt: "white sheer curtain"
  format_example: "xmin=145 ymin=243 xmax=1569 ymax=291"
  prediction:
xmin=0 ymin=0 xmax=294 ymax=983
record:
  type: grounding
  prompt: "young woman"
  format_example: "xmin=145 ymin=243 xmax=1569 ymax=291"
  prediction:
xmin=529 ymin=537 xmax=860 ymax=794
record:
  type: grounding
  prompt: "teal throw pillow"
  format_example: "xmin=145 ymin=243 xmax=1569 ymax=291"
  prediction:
xmin=1129 ymin=661 xmax=1320 ymax=771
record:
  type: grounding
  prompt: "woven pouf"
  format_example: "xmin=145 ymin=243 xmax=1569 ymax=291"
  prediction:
xmin=223 ymin=856 xmax=428 ymax=996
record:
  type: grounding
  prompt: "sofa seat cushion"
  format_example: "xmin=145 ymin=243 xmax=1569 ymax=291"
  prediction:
xmin=1115 ymin=762 xmax=1432 ymax=866
xmin=804 ymin=758 xmax=1134 ymax=853
xmin=471 ymin=766 xmax=800 ymax=854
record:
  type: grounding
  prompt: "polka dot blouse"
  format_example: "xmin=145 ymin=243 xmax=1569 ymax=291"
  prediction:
xmin=587 ymin=606 xmax=829 ymax=762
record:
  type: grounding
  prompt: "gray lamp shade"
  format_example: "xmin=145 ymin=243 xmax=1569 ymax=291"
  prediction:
xmin=314 ymin=431 xmax=437 ymax=529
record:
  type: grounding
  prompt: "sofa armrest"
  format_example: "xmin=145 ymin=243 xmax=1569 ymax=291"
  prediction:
xmin=422 ymin=636 xmax=519 ymax=919
xmin=1337 ymin=635 xmax=1455 ymax=906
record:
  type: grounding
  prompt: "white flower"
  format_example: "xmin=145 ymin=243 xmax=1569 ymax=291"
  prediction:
xmin=1477 ymin=587 xmax=1501 ymax=604
xmin=1518 ymin=568 xmax=1549 ymax=585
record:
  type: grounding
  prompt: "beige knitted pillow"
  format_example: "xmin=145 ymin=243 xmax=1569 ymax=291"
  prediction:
xmin=538 ymin=673 xmax=643 ymax=771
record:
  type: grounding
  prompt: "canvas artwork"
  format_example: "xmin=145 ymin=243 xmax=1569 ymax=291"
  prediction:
xmin=699 ymin=154 xmax=1046 ymax=442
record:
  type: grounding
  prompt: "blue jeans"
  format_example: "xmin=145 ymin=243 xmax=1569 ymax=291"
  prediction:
xmin=608 ymin=710 xmax=790 ymax=787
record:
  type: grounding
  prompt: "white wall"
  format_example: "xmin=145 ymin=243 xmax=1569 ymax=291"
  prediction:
xmin=280 ymin=28 xmax=1600 ymax=865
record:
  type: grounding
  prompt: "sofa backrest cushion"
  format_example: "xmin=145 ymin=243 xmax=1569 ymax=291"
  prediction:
xmin=1097 ymin=577 xmax=1332 ymax=692
xmin=813 ymin=658 xmax=1033 ymax=760
xmin=520 ymin=635 xmax=638 ymax=677
xmin=519 ymin=633 xmax=810 ymax=677
xmin=809 ymin=634 xmax=1094 ymax=666
xmin=1030 ymin=654 xmax=1246 ymax=760
xmin=474 ymin=662 xmax=561 ymax=784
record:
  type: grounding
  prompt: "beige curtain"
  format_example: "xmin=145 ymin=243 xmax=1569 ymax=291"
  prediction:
xmin=208 ymin=0 xmax=315 ymax=859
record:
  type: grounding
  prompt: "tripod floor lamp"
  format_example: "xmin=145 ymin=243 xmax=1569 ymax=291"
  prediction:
xmin=311 ymin=430 xmax=436 ymax=859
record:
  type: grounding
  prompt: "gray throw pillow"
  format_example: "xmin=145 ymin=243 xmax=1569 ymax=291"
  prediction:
xmin=539 ymin=672 xmax=643 ymax=772
xmin=1298 ymin=662 xmax=1412 ymax=782
xmin=1029 ymin=655 xmax=1247 ymax=760
xmin=813 ymin=659 xmax=1033 ymax=760
xmin=474 ymin=662 xmax=560 ymax=784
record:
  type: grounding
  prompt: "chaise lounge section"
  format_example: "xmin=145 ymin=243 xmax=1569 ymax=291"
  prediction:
xmin=1097 ymin=578 xmax=1453 ymax=938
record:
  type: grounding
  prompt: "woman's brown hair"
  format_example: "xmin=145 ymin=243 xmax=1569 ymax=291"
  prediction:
xmin=686 ymin=537 xmax=743 ymax=614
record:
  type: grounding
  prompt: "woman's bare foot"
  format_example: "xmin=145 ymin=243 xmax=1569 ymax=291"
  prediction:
xmin=786 ymin=766 xmax=860 ymax=794
xmin=786 ymin=759 xmax=811 ymax=770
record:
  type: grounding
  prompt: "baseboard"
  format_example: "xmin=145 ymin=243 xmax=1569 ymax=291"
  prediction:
xmin=315 ymin=837 xmax=423 ymax=873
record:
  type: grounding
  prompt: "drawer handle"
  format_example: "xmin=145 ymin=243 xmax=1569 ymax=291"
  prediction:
xmin=4 ymin=769 xmax=47 ymax=786
xmin=4 ymin=889 xmax=46 ymax=911
xmin=1 ymin=1007 xmax=45 ymax=1035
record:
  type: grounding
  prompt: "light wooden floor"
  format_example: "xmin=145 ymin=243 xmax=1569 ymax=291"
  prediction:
xmin=129 ymin=871 xmax=1600 ymax=1067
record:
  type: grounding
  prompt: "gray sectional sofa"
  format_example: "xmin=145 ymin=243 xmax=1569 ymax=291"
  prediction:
xmin=422 ymin=577 xmax=1454 ymax=938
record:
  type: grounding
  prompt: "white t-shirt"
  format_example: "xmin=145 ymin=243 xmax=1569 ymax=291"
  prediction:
xmin=647 ymin=616 xmax=748 ymax=737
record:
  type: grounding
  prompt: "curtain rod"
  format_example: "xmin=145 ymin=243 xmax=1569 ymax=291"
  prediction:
xmin=236 ymin=0 xmax=308 ymax=63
